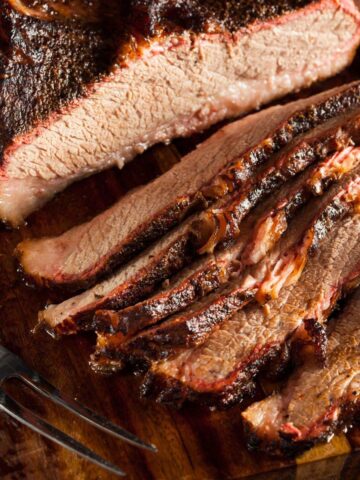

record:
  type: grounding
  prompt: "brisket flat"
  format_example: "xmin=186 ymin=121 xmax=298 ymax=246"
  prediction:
xmin=16 ymin=83 xmax=360 ymax=292
xmin=93 ymin=169 xmax=360 ymax=372
xmin=141 ymin=214 xmax=360 ymax=408
xmin=242 ymin=288 xmax=360 ymax=457
xmin=2 ymin=1 xmax=360 ymax=225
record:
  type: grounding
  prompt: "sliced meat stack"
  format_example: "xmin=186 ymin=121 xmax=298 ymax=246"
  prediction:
xmin=17 ymin=82 xmax=360 ymax=293
xmin=17 ymin=80 xmax=360 ymax=455
xmin=2 ymin=0 xmax=360 ymax=225
xmin=20 ymin=82 xmax=360 ymax=334
xmin=141 ymin=212 xmax=360 ymax=407
xmin=94 ymin=171 xmax=360 ymax=371
xmin=242 ymin=287 xmax=360 ymax=456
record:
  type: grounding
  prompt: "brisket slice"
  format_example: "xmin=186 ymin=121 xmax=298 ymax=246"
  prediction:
xmin=92 ymin=191 xmax=266 ymax=335
xmin=2 ymin=1 xmax=360 ymax=226
xmin=191 ymin=109 xmax=360 ymax=253
xmin=242 ymin=288 xmax=360 ymax=457
xmin=94 ymin=256 xmax=229 ymax=336
xmin=242 ymin=147 xmax=360 ymax=265
xmin=40 ymin=219 xmax=193 ymax=336
xmin=40 ymin=185 xmax=256 ymax=335
xmin=141 ymin=214 xmax=360 ymax=408
xmin=92 ymin=169 xmax=360 ymax=372
xmin=94 ymin=146 xmax=360 ymax=336
xmin=15 ymin=83 xmax=360 ymax=292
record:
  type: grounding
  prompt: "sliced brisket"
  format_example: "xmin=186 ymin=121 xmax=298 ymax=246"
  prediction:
xmin=16 ymin=83 xmax=360 ymax=292
xmin=40 ymin=219 xmax=193 ymax=336
xmin=141 ymin=214 xmax=360 ymax=408
xmin=92 ymin=168 xmax=360 ymax=372
xmin=94 ymin=256 xmax=228 ymax=336
xmin=242 ymin=147 xmax=360 ymax=265
xmin=2 ymin=0 xmax=360 ymax=225
xmin=192 ymin=110 xmax=360 ymax=253
xmin=242 ymin=288 xmax=360 ymax=457
xmin=94 ymin=146 xmax=360 ymax=337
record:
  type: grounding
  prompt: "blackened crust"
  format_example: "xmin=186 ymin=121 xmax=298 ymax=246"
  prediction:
xmin=0 ymin=1 xmax=125 ymax=160
xmin=194 ymin=108 xmax=360 ymax=251
xmin=0 ymin=0 xmax=322 ymax=166
xmin=16 ymin=195 xmax=204 ymax=293
xmin=94 ymin=260 xmax=225 ymax=335
xmin=210 ymin=82 xmax=360 ymax=195
xmin=140 ymin=343 xmax=283 ymax=409
xmin=98 ymin=174 xmax=358 ymax=369
xmin=51 ymin=233 xmax=193 ymax=335
xmin=100 ymin=288 xmax=255 ymax=367
xmin=15 ymin=82 xmax=360 ymax=294
xmin=243 ymin=400 xmax=360 ymax=457
xmin=131 ymin=0 xmax=317 ymax=36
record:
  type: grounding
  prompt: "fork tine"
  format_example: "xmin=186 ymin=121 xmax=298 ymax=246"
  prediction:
xmin=0 ymin=391 xmax=125 ymax=476
xmin=16 ymin=372 xmax=157 ymax=452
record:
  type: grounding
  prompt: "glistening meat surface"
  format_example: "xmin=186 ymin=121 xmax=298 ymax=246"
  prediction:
xmin=2 ymin=0 xmax=360 ymax=225
xmin=16 ymin=83 xmax=360 ymax=292
xmin=242 ymin=288 xmax=360 ymax=457
xmin=94 ymin=146 xmax=360 ymax=337
xmin=191 ymin=111 xmax=360 ymax=253
xmin=40 ymin=220 xmax=193 ymax=335
xmin=140 ymin=213 xmax=360 ymax=408
xmin=93 ymin=170 xmax=360 ymax=372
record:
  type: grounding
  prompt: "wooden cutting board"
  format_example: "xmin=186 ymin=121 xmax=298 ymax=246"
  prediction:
xmin=0 ymin=62 xmax=360 ymax=480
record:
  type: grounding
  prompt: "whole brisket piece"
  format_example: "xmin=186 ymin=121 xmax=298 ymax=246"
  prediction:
xmin=92 ymin=146 xmax=360 ymax=336
xmin=141 ymin=214 xmax=360 ymax=408
xmin=242 ymin=288 xmax=360 ymax=457
xmin=92 ymin=170 xmax=360 ymax=372
xmin=16 ymin=83 xmax=360 ymax=292
xmin=2 ymin=0 xmax=360 ymax=226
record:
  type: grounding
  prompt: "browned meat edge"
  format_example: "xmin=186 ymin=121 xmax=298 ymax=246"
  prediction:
xmin=246 ymin=400 xmax=360 ymax=458
xmin=1 ymin=0 xmax=318 ymax=161
xmin=242 ymin=290 xmax=360 ymax=457
xmin=16 ymin=82 xmax=360 ymax=292
xmin=200 ymin=81 xmax=360 ymax=208
xmin=191 ymin=109 xmax=360 ymax=253
xmin=141 ymin=261 xmax=360 ymax=409
xmin=241 ymin=147 xmax=359 ymax=265
xmin=43 ymin=223 xmax=194 ymax=335
xmin=66 ymin=108 xmax=360 ymax=332
xmin=94 ymin=257 xmax=227 ymax=335
xmin=93 ymin=174 xmax=360 ymax=371
xmin=94 ymin=146 xmax=360 ymax=336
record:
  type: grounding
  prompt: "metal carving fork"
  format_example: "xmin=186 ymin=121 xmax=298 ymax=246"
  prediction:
xmin=0 ymin=345 xmax=157 ymax=476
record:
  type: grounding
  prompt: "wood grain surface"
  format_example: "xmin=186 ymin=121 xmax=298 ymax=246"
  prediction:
xmin=0 ymin=60 xmax=359 ymax=480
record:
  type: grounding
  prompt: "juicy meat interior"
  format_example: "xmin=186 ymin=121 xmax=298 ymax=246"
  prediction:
xmin=16 ymin=82 xmax=360 ymax=292
xmin=1 ymin=0 xmax=360 ymax=224
xmin=242 ymin=287 xmax=360 ymax=456
xmin=141 ymin=212 xmax=360 ymax=407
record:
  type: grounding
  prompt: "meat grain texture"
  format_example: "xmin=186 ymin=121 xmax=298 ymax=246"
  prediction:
xmin=1 ymin=0 xmax=360 ymax=224
xmin=17 ymin=82 xmax=360 ymax=293
xmin=19 ymin=83 xmax=360 ymax=351
xmin=242 ymin=287 xmax=360 ymax=456
xmin=141 ymin=212 xmax=360 ymax=407
xmin=6 ymin=8 xmax=360 ymax=456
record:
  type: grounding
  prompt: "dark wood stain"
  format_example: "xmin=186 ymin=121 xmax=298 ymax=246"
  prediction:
xmin=0 ymin=63 xmax=359 ymax=479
